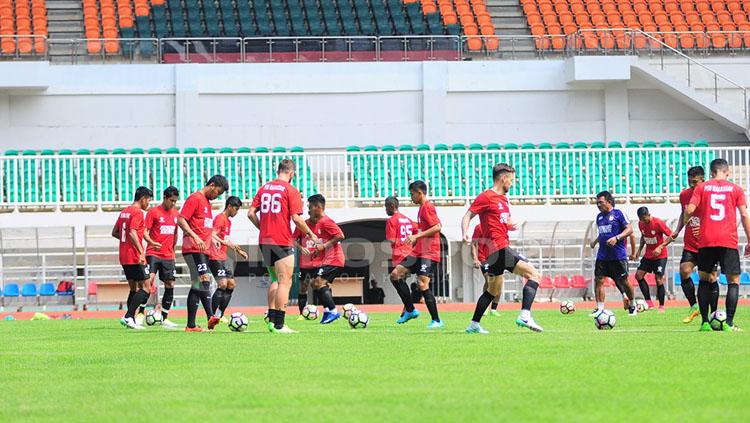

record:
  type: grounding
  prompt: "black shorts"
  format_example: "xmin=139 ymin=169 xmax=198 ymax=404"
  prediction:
xmin=595 ymin=259 xmax=629 ymax=280
xmin=680 ymin=249 xmax=699 ymax=266
xmin=299 ymin=267 xmax=318 ymax=284
xmin=209 ymin=260 xmax=233 ymax=279
xmin=316 ymin=265 xmax=342 ymax=283
xmin=697 ymin=247 xmax=741 ymax=275
xmin=637 ymin=258 xmax=668 ymax=277
xmin=146 ymin=256 xmax=176 ymax=282
xmin=184 ymin=252 xmax=210 ymax=278
xmin=260 ymin=244 xmax=294 ymax=268
xmin=485 ymin=248 xmax=527 ymax=277
xmin=122 ymin=264 xmax=149 ymax=281
xmin=398 ymin=256 xmax=436 ymax=278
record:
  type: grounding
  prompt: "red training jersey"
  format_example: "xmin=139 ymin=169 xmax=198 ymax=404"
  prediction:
xmin=472 ymin=225 xmax=490 ymax=263
xmin=293 ymin=223 xmax=324 ymax=269
xmin=679 ymin=187 xmax=701 ymax=253
xmin=415 ymin=201 xmax=441 ymax=262
xmin=469 ymin=189 xmax=511 ymax=255
xmin=180 ymin=191 xmax=213 ymax=254
xmin=638 ymin=217 xmax=671 ymax=259
xmin=145 ymin=205 xmax=179 ymax=259
xmin=385 ymin=212 xmax=415 ymax=266
xmin=312 ymin=215 xmax=345 ymax=267
xmin=251 ymin=179 xmax=303 ymax=247
xmin=209 ymin=213 xmax=231 ymax=261
xmin=689 ymin=179 xmax=747 ymax=249
xmin=114 ymin=204 xmax=145 ymax=265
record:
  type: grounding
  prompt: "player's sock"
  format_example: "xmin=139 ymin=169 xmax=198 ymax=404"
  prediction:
xmin=138 ymin=305 xmax=146 ymax=315
xmin=198 ymin=290 xmax=212 ymax=321
xmin=297 ymin=294 xmax=308 ymax=314
xmin=391 ymin=279 xmax=415 ymax=313
xmin=697 ymin=280 xmax=711 ymax=323
xmin=126 ymin=290 xmax=135 ymax=311
xmin=124 ymin=289 xmax=146 ymax=319
xmin=472 ymin=291 xmax=495 ymax=323
xmin=521 ymin=280 xmax=539 ymax=311
xmin=267 ymin=309 xmax=277 ymax=324
xmin=186 ymin=289 xmax=199 ymax=328
xmin=710 ymin=282 xmax=720 ymax=313
xmin=636 ymin=278 xmax=651 ymax=301
xmin=597 ymin=302 xmax=604 ymax=311
xmin=220 ymin=288 xmax=233 ymax=316
xmin=161 ymin=287 xmax=173 ymax=319
xmin=657 ymin=284 xmax=666 ymax=307
xmin=680 ymin=277 xmax=697 ymax=307
xmin=211 ymin=288 xmax=226 ymax=316
xmin=317 ymin=286 xmax=336 ymax=311
xmin=726 ymin=284 xmax=739 ymax=327
xmin=274 ymin=310 xmax=286 ymax=330
xmin=421 ymin=289 xmax=439 ymax=321
xmin=491 ymin=302 xmax=499 ymax=311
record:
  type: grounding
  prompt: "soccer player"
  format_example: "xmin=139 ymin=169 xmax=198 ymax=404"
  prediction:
xmin=293 ymin=194 xmax=345 ymax=324
xmin=472 ymin=224 xmax=502 ymax=317
xmin=461 ymin=163 xmax=544 ymax=333
xmin=589 ymin=191 xmax=638 ymax=317
xmin=665 ymin=166 xmax=718 ymax=324
xmin=142 ymin=186 xmax=180 ymax=329
xmin=685 ymin=158 xmax=750 ymax=332
xmin=177 ymin=175 xmax=228 ymax=332
xmin=388 ymin=181 xmax=444 ymax=329
xmin=384 ymin=196 xmax=415 ymax=318
xmin=293 ymin=213 xmax=323 ymax=320
xmin=112 ymin=186 xmax=153 ymax=330
xmin=631 ymin=206 xmax=672 ymax=313
xmin=207 ymin=196 xmax=248 ymax=330
xmin=248 ymin=159 xmax=317 ymax=334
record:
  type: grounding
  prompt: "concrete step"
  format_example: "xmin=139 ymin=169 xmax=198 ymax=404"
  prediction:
xmin=47 ymin=12 xmax=83 ymax=22
xmin=44 ymin=0 xmax=83 ymax=10
xmin=485 ymin=0 xmax=524 ymax=6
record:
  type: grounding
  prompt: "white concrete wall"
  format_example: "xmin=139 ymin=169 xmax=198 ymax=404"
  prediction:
xmin=0 ymin=58 xmax=747 ymax=152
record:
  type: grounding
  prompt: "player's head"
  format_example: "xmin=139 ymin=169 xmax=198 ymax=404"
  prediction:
xmin=225 ymin=196 xmax=242 ymax=217
xmin=492 ymin=163 xmax=516 ymax=191
xmin=595 ymin=190 xmax=615 ymax=213
xmin=277 ymin=159 xmax=296 ymax=181
xmin=385 ymin=196 xmax=399 ymax=216
xmin=205 ymin=175 xmax=228 ymax=200
xmin=408 ymin=180 xmax=427 ymax=205
xmin=687 ymin=166 xmax=705 ymax=188
xmin=162 ymin=186 xmax=179 ymax=210
xmin=709 ymin=158 xmax=730 ymax=179
xmin=134 ymin=186 xmax=153 ymax=210
xmin=636 ymin=206 xmax=651 ymax=223
xmin=307 ymin=194 xmax=326 ymax=218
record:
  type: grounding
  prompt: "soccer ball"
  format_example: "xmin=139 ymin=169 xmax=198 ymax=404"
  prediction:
xmin=635 ymin=299 xmax=649 ymax=313
xmin=594 ymin=309 xmax=616 ymax=330
xmin=559 ymin=301 xmax=576 ymax=314
xmin=348 ymin=311 xmax=368 ymax=329
xmin=709 ymin=310 xmax=727 ymax=331
xmin=144 ymin=309 xmax=163 ymax=326
xmin=343 ymin=303 xmax=359 ymax=319
xmin=228 ymin=312 xmax=248 ymax=332
xmin=302 ymin=304 xmax=319 ymax=320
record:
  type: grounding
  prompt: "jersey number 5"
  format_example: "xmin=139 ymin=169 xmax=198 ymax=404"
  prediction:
xmin=260 ymin=193 xmax=282 ymax=214
xmin=709 ymin=193 xmax=726 ymax=221
xmin=399 ymin=224 xmax=412 ymax=242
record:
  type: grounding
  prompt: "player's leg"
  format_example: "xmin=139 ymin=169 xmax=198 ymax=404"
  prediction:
xmin=271 ymin=249 xmax=296 ymax=333
xmin=161 ymin=278 xmax=177 ymax=328
xmin=315 ymin=269 xmax=342 ymax=324
xmin=696 ymin=248 xmax=719 ymax=331
xmin=614 ymin=276 xmax=637 ymax=316
xmin=490 ymin=273 xmax=503 ymax=316
xmin=511 ymin=259 xmax=544 ymax=332
xmin=679 ymin=255 xmax=700 ymax=323
xmin=655 ymin=272 xmax=666 ymax=313
xmin=185 ymin=253 xmax=212 ymax=331
xmin=417 ymin=266 xmax=442 ymax=328
xmin=634 ymin=267 xmax=653 ymax=309
xmin=121 ymin=280 xmax=137 ymax=324
xmin=138 ymin=258 xmax=157 ymax=320
xmin=721 ymin=248 xmax=742 ymax=331
xmin=218 ymin=277 xmax=236 ymax=319
xmin=123 ymin=265 xmax=150 ymax=329
xmin=467 ymin=274 xmax=502 ymax=334
xmin=590 ymin=260 xmax=606 ymax=316
xmin=390 ymin=261 xmax=418 ymax=323
xmin=208 ymin=274 xmax=228 ymax=330
xmin=297 ymin=274 xmax=310 ymax=316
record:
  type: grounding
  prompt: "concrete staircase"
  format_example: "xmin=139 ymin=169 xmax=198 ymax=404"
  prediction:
xmin=44 ymin=0 xmax=84 ymax=62
xmin=485 ymin=0 xmax=536 ymax=58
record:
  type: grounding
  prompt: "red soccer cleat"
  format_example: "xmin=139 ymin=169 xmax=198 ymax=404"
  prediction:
xmin=207 ymin=316 xmax=220 ymax=330
xmin=185 ymin=326 xmax=203 ymax=332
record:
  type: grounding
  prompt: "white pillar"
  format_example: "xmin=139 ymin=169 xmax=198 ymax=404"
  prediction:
xmin=422 ymin=61 xmax=447 ymax=145
xmin=604 ymin=81 xmax=629 ymax=141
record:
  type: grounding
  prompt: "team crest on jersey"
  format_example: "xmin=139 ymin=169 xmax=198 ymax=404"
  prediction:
xmin=497 ymin=202 xmax=504 ymax=210
xmin=608 ymin=215 xmax=614 ymax=221
xmin=204 ymin=207 xmax=208 ymax=213
xmin=159 ymin=217 xmax=165 ymax=223
xmin=651 ymin=231 xmax=655 ymax=235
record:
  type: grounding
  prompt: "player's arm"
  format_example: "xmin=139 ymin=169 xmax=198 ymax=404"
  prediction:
xmin=671 ymin=208 xmax=686 ymax=239
xmin=471 ymin=240 xmax=481 ymax=268
xmin=461 ymin=210 xmax=476 ymax=243
xmin=177 ymin=216 xmax=206 ymax=252
xmin=292 ymin=214 xmax=318 ymax=242
xmin=247 ymin=206 xmax=261 ymax=229
xmin=143 ymin=212 xmax=161 ymax=250
xmin=739 ymin=204 xmax=750 ymax=256
xmin=628 ymin=233 xmax=637 ymax=258
xmin=632 ymin=236 xmax=645 ymax=260
xmin=409 ymin=222 xmax=441 ymax=243
xmin=111 ymin=222 xmax=120 ymax=240
xmin=318 ymin=233 xmax=345 ymax=251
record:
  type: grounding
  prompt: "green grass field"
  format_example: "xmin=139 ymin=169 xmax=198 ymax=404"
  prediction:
xmin=1 ymin=307 xmax=749 ymax=422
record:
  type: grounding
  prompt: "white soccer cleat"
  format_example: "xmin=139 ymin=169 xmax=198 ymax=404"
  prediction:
xmin=124 ymin=317 xmax=145 ymax=330
xmin=466 ymin=322 xmax=489 ymax=334
xmin=272 ymin=325 xmax=298 ymax=334
xmin=161 ymin=319 xmax=178 ymax=329
xmin=516 ymin=316 xmax=544 ymax=332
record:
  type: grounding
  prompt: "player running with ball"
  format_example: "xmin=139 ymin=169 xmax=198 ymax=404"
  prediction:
xmin=684 ymin=158 xmax=750 ymax=332
xmin=461 ymin=163 xmax=544 ymax=333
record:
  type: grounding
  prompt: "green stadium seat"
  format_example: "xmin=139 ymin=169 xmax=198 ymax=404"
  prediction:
xmin=57 ymin=149 xmax=75 ymax=204
xmin=538 ymin=142 xmax=553 ymax=149
xmin=590 ymin=141 xmax=605 ymax=149
xmin=416 ymin=144 xmax=430 ymax=151
xmin=75 ymin=149 xmax=95 ymax=203
xmin=201 ymin=147 xmax=219 ymax=190
xmin=555 ymin=142 xmax=570 ymax=149
xmin=147 ymin=148 xmax=166 ymax=195
xmin=40 ymin=149 xmax=56 ymax=204
xmin=130 ymin=148 xmax=149 ymax=195
xmin=20 ymin=150 xmax=38 ymax=204
xmin=694 ymin=140 xmax=709 ymax=147
xmin=3 ymin=150 xmax=19 ymax=203
xmin=182 ymin=147 xmax=203 ymax=194
xmin=468 ymin=143 xmax=483 ymax=150
xmin=572 ymin=142 xmax=588 ymax=149
xmin=95 ymin=148 xmax=115 ymax=203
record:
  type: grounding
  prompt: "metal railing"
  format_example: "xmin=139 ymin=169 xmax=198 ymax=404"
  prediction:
xmin=1 ymin=146 xmax=748 ymax=211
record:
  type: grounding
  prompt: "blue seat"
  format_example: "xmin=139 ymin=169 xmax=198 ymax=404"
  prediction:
xmin=3 ymin=283 xmax=19 ymax=297
xmin=718 ymin=274 xmax=727 ymax=285
xmin=740 ymin=273 xmax=750 ymax=285
xmin=690 ymin=272 xmax=699 ymax=284
xmin=22 ymin=283 xmax=37 ymax=297
xmin=673 ymin=272 xmax=681 ymax=285
xmin=39 ymin=283 xmax=56 ymax=296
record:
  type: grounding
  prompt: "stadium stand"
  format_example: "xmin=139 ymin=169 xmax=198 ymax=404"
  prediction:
xmin=0 ymin=140 xmax=723 ymax=210
xmin=522 ymin=0 xmax=750 ymax=52
xmin=0 ymin=0 xmax=47 ymax=55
